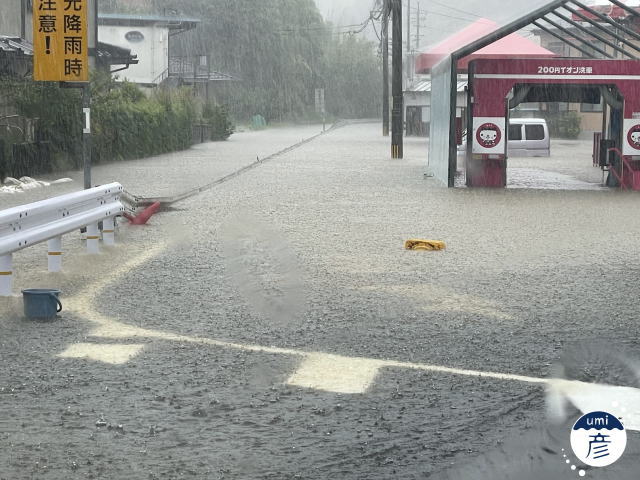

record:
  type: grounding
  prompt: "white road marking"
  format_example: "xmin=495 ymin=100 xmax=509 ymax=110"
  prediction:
xmin=58 ymin=343 xmax=145 ymax=365
xmin=60 ymin=243 xmax=640 ymax=431
xmin=287 ymin=353 xmax=386 ymax=394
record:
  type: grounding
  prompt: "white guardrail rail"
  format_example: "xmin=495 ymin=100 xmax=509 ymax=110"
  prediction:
xmin=0 ymin=182 xmax=124 ymax=296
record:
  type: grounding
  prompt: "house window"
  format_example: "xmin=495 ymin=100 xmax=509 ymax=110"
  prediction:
xmin=581 ymin=100 xmax=604 ymax=113
xmin=546 ymin=102 xmax=569 ymax=113
xmin=514 ymin=102 xmax=541 ymax=112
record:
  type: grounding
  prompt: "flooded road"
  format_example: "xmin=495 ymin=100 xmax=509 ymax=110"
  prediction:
xmin=1 ymin=124 xmax=639 ymax=479
xmin=456 ymin=138 xmax=608 ymax=190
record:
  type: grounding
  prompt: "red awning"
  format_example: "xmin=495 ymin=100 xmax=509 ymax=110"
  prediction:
xmin=415 ymin=19 xmax=557 ymax=74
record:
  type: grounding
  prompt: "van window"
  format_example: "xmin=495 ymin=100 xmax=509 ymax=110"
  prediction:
xmin=508 ymin=124 xmax=522 ymax=140
xmin=525 ymin=124 xmax=545 ymax=140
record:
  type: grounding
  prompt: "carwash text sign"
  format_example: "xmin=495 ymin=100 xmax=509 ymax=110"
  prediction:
xmin=33 ymin=0 xmax=89 ymax=82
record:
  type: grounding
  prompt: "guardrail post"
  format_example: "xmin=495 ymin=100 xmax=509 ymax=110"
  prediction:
xmin=86 ymin=223 xmax=100 ymax=254
xmin=47 ymin=236 xmax=63 ymax=272
xmin=0 ymin=254 xmax=13 ymax=296
xmin=102 ymin=217 xmax=115 ymax=246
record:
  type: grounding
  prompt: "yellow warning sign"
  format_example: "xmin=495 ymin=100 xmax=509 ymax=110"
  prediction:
xmin=33 ymin=0 xmax=88 ymax=82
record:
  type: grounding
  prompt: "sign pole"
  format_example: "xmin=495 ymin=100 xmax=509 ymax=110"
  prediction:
xmin=33 ymin=0 xmax=91 ymax=186
xmin=322 ymin=88 xmax=326 ymax=132
xmin=82 ymin=84 xmax=91 ymax=189
xmin=315 ymin=88 xmax=326 ymax=132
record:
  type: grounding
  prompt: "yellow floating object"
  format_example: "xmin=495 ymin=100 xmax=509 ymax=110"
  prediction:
xmin=404 ymin=239 xmax=446 ymax=251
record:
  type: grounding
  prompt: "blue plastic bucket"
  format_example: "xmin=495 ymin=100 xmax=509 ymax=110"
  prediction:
xmin=22 ymin=289 xmax=62 ymax=319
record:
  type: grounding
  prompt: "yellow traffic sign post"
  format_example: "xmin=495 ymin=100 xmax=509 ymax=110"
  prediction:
xmin=33 ymin=0 xmax=88 ymax=82
xmin=33 ymin=0 xmax=92 ymax=188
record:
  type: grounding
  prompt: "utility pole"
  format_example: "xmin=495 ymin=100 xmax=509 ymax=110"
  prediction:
xmin=391 ymin=0 xmax=403 ymax=158
xmin=406 ymin=0 xmax=411 ymax=84
xmin=416 ymin=1 xmax=421 ymax=50
xmin=382 ymin=2 xmax=390 ymax=137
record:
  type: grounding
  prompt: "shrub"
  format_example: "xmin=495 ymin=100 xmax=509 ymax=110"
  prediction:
xmin=1 ymin=71 xmax=198 ymax=169
xmin=202 ymin=102 xmax=235 ymax=140
xmin=92 ymin=75 xmax=196 ymax=163
xmin=544 ymin=110 xmax=582 ymax=139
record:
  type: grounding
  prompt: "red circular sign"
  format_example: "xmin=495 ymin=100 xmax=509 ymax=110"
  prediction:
xmin=476 ymin=123 xmax=502 ymax=149
xmin=628 ymin=124 xmax=640 ymax=150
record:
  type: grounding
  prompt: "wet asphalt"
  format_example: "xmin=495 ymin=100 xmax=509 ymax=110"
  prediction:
xmin=1 ymin=124 xmax=639 ymax=479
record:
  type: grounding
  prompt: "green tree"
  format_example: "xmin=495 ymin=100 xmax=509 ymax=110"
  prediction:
xmin=103 ymin=0 xmax=381 ymax=122
xmin=324 ymin=33 xmax=381 ymax=118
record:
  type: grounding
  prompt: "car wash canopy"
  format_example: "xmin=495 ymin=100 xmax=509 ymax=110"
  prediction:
xmin=425 ymin=0 xmax=640 ymax=187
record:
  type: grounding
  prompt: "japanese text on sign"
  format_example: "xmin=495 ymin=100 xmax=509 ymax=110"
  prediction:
xmin=537 ymin=66 xmax=593 ymax=75
xmin=33 ymin=0 xmax=88 ymax=82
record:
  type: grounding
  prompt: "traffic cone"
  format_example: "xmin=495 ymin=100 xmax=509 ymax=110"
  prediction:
xmin=125 ymin=201 xmax=161 ymax=225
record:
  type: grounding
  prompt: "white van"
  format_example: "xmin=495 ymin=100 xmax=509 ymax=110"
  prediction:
xmin=507 ymin=118 xmax=550 ymax=157
xmin=458 ymin=118 xmax=550 ymax=157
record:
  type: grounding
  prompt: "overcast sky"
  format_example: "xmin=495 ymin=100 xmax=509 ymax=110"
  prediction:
xmin=313 ymin=0 xmax=630 ymax=49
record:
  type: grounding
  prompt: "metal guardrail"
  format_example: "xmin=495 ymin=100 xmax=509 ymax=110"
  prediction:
xmin=0 ymin=182 xmax=124 ymax=296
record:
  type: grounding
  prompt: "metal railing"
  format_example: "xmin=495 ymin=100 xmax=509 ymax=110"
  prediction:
xmin=169 ymin=56 xmax=237 ymax=82
xmin=0 ymin=183 xmax=124 ymax=296
xmin=151 ymin=68 xmax=170 ymax=86
xmin=593 ymin=132 xmax=602 ymax=167
xmin=605 ymin=147 xmax=640 ymax=190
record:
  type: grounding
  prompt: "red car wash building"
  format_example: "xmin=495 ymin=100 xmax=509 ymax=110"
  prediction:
xmin=419 ymin=0 xmax=640 ymax=190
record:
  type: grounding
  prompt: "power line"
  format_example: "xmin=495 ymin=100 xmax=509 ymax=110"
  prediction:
xmin=371 ymin=14 xmax=382 ymax=41
xmin=423 ymin=9 xmax=491 ymax=23
xmin=428 ymin=0 xmax=484 ymax=20
xmin=276 ymin=6 xmax=383 ymax=38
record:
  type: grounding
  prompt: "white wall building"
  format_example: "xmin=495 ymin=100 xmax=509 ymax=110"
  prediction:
xmin=0 ymin=1 xmax=22 ymax=37
xmin=98 ymin=14 xmax=198 ymax=86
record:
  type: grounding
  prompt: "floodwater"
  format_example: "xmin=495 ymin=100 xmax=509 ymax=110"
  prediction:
xmin=0 ymin=124 xmax=326 ymax=209
xmin=455 ymin=138 xmax=609 ymax=190
xmin=1 ymin=123 xmax=639 ymax=479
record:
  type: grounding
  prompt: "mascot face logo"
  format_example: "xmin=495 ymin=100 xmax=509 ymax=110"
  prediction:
xmin=476 ymin=123 xmax=502 ymax=149
xmin=628 ymin=124 xmax=640 ymax=150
